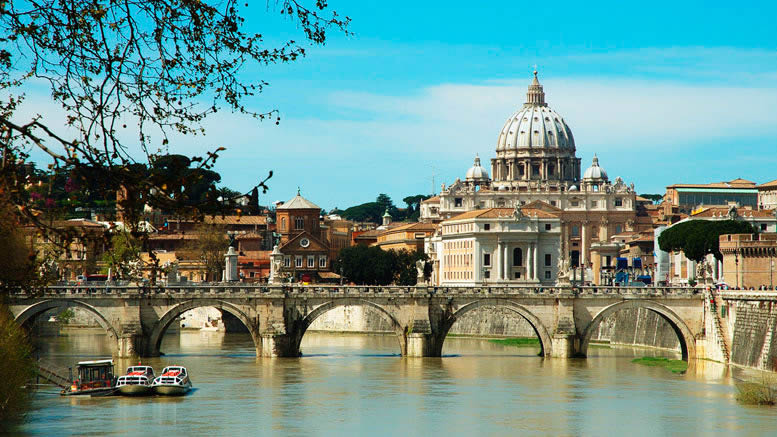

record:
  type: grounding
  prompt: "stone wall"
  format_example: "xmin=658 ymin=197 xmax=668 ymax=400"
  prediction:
xmin=728 ymin=300 xmax=777 ymax=371
xmin=447 ymin=307 xmax=537 ymax=337
xmin=308 ymin=306 xmax=395 ymax=333
xmin=591 ymin=308 xmax=681 ymax=351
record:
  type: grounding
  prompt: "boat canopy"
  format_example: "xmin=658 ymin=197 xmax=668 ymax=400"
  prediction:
xmin=77 ymin=359 xmax=114 ymax=366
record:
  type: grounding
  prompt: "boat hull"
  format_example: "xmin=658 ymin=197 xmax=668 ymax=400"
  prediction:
xmin=118 ymin=384 xmax=153 ymax=396
xmin=154 ymin=384 xmax=190 ymax=396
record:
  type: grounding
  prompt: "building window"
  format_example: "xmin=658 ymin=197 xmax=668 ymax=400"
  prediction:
xmin=571 ymin=225 xmax=580 ymax=237
xmin=284 ymin=256 xmax=291 ymax=267
xmin=545 ymin=271 xmax=551 ymax=279
xmin=616 ymin=225 xmax=623 ymax=234
xmin=319 ymin=255 xmax=326 ymax=268
xmin=545 ymin=254 xmax=551 ymax=266
xmin=591 ymin=200 xmax=597 ymax=207
xmin=484 ymin=223 xmax=490 ymax=231
xmin=761 ymin=224 xmax=768 ymax=232
xmin=294 ymin=216 xmax=304 ymax=230
xmin=483 ymin=253 xmax=491 ymax=266
xmin=571 ymin=201 xmax=579 ymax=207
xmin=548 ymin=164 xmax=555 ymax=176
xmin=307 ymin=255 xmax=315 ymax=268
xmin=615 ymin=198 xmax=623 ymax=207
xmin=545 ymin=224 xmax=551 ymax=231
xmin=532 ymin=164 xmax=540 ymax=176
xmin=484 ymin=270 xmax=490 ymax=279
xmin=249 ymin=271 xmax=255 ymax=278
xmin=513 ymin=248 xmax=522 ymax=266
xmin=514 ymin=272 xmax=521 ymax=279
xmin=295 ymin=256 xmax=303 ymax=268
xmin=550 ymin=201 xmax=556 ymax=207
xmin=281 ymin=217 xmax=286 ymax=230
xmin=455 ymin=198 xmax=463 ymax=207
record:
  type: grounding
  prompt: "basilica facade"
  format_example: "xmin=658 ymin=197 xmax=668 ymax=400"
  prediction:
xmin=423 ymin=72 xmax=649 ymax=283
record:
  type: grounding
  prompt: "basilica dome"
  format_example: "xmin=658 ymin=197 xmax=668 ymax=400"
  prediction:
xmin=496 ymin=72 xmax=575 ymax=152
xmin=465 ymin=155 xmax=489 ymax=181
xmin=583 ymin=154 xmax=608 ymax=180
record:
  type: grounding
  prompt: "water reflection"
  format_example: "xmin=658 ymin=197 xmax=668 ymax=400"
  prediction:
xmin=22 ymin=330 xmax=777 ymax=436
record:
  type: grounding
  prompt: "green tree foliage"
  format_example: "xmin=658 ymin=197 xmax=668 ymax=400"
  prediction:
xmin=180 ymin=224 xmax=229 ymax=281
xmin=101 ymin=232 xmax=141 ymax=280
xmin=340 ymin=201 xmax=384 ymax=224
xmin=0 ymin=197 xmax=40 ymax=294
xmin=334 ymin=245 xmax=429 ymax=285
xmin=639 ymin=194 xmax=664 ymax=204
xmin=658 ymin=220 xmax=757 ymax=262
xmin=402 ymin=194 xmax=431 ymax=221
xmin=0 ymin=307 xmax=34 ymax=430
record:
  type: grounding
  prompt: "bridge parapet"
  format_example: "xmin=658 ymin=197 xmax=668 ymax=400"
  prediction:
xmin=18 ymin=284 xmax=704 ymax=299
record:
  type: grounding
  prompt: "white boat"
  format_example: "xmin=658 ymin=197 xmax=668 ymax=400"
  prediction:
xmin=116 ymin=365 xmax=155 ymax=396
xmin=151 ymin=366 xmax=192 ymax=396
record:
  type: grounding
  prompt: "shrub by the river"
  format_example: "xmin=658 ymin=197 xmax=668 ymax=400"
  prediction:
xmin=0 ymin=307 xmax=35 ymax=430
xmin=736 ymin=379 xmax=775 ymax=406
xmin=632 ymin=357 xmax=688 ymax=374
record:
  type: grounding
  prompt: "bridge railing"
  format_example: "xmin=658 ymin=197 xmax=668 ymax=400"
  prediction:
xmin=15 ymin=283 xmax=703 ymax=298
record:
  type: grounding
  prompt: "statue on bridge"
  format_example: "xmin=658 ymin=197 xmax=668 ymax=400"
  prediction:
xmin=416 ymin=259 xmax=427 ymax=286
xmin=556 ymin=256 xmax=571 ymax=285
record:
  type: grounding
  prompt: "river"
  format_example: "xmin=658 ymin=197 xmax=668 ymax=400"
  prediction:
xmin=20 ymin=329 xmax=777 ymax=436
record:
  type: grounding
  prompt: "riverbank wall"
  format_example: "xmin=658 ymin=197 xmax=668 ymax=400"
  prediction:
xmin=721 ymin=292 xmax=777 ymax=372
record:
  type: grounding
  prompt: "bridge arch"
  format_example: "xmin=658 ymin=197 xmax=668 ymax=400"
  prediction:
xmin=441 ymin=299 xmax=553 ymax=357
xmin=14 ymin=299 xmax=120 ymax=340
xmin=295 ymin=299 xmax=406 ymax=356
xmin=147 ymin=299 xmax=259 ymax=357
xmin=580 ymin=300 xmax=696 ymax=361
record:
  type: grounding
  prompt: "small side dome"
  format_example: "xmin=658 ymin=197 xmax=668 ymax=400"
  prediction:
xmin=465 ymin=154 xmax=490 ymax=181
xmin=583 ymin=154 xmax=608 ymax=181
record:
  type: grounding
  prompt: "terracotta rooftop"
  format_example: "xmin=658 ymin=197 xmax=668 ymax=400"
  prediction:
xmin=379 ymin=222 xmax=438 ymax=233
xmin=204 ymin=215 xmax=267 ymax=225
xmin=758 ymin=178 xmax=777 ymax=189
xmin=421 ymin=196 xmax=440 ymax=204
xmin=445 ymin=207 xmax=559 ymax=221
xmin=667 ymin=178 xmax=757 ymax=189
xmin=690 ymin=207 xmax=776 ymax=218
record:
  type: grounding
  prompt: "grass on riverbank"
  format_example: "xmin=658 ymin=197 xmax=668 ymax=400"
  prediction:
xmin=736 ymin=379 xmax=776 ymax=406
xmin=487 ymin=337 xmax=539 ymax=346
xmin=631 ymin=357 xmax=688 ymax=374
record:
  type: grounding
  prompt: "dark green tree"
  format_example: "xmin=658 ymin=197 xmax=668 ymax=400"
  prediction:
xmin=402 ymin=194 xmax=431 ymax=221
xmin=658 ymin=220 xmax=757 ymax=262
xmin=639 ymin=194 xmax=665 ymax=204
xmin=340 ymin=202 xmax=384 ymax=223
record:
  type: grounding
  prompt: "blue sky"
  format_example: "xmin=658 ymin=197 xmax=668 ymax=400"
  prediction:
xmin=17 ymin=1 xmax=777 ymax=210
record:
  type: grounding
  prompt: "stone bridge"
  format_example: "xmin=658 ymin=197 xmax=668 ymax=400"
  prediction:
xmin=8 ymin=285 xmax=726 ymax=362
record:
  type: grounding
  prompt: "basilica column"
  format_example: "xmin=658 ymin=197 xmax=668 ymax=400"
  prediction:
xmin=533 ymin=242 xmax=539 ymax=280
xmin=496 ymin=241 xmax=503 ymax=280
xmin=474 ymin=240 xmax=481 ymax=283
xmin=581 ymin=222 xmax=588 ymax=267
xmin=504 ymin=244 xmax=509 ymax=281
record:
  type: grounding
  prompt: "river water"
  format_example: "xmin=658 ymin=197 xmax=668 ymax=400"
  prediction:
xmin=20 ymin=329 xmax=777 ymax=436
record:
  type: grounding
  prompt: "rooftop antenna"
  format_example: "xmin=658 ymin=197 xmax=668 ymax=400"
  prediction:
xmin=429 ymin=165 xmax=438 ymax=195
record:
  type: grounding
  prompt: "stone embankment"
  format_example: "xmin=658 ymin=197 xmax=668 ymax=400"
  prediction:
xmin=720 ymin=292 xmax=777 ymax=372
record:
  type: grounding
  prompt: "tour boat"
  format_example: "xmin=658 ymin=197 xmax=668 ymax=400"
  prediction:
xmin=62 ymin=359 xmax=117 ymax=396
xmin=151 ymin=366 xmax=192 ymax=395
xmin=116 ymin=365 xmax=155 ymax=396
